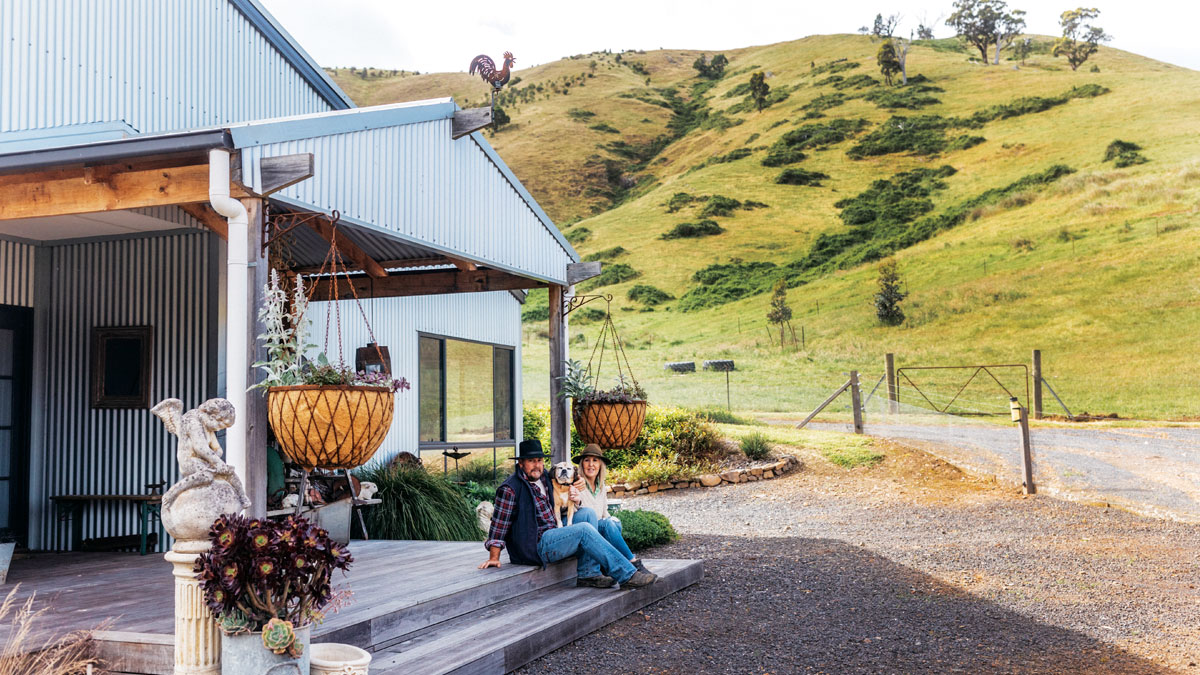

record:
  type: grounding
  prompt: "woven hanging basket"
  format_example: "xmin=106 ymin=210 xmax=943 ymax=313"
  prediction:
xmin=267 ymin=385 xmax=394 ymax=471
xmin=573 ymin=400 xmax=647 ymax=449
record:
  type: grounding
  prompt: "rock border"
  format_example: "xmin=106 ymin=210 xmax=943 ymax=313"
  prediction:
xmin=607 ymin=455 xmax=800 ymax=498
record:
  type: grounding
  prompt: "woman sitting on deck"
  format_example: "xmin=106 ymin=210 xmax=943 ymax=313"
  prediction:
xmin=573 ymin=444 xmax=652 ymax=576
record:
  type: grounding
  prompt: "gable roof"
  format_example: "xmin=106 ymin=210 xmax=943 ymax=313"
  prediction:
xmin=227 ymin=0 xmax=354 ymax=111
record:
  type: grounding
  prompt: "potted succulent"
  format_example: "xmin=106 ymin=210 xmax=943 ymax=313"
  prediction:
xmin=195 ymin=513 xmax=353 ymax=671
xmin=558 ymin=359 xmax=648 ymax=448
xmin=253 ymin=271 xmax=409 ymax=471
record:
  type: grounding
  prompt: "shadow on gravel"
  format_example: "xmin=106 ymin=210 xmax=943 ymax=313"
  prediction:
xmin=520 ymin=534 xmax=1170 ymax=674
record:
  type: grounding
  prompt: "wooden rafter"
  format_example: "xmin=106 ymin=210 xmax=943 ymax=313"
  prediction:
xmin=178 ymin=203 xmax=229 ymax=240
xmin=305 ymin=217 xmax=388 ymax=279
xmin=307 ymin=267 xmax=546 ymax=300
xmin=0 ymin=163 xmax=250 ymax=221
xmin=445 ymin=255 xmax=479 ymax=272
xmin=290 ymin=256 xmax=451 ymax=276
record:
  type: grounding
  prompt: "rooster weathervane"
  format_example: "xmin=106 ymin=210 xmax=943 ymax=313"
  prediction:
xmin=469 ymin=51 xmax=516 ymax=91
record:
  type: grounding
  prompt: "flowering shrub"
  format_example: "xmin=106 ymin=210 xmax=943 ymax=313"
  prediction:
xmin=194 ymin=513 xmax=353 ymax=654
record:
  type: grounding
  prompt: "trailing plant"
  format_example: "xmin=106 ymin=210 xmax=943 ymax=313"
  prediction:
xmin=194 ymin=513 xmax=353 ymax=655
xmin=616 ymin=510 xmax=678 ymax=552
xmin=558 ymin=360 xmax=647 ymax=405
xmin=356 ymin=463 xmax=484 ymax=541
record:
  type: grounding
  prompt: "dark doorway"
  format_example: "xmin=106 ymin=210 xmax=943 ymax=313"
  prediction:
xmin=0 ymin=305 xmax=32 ymax=545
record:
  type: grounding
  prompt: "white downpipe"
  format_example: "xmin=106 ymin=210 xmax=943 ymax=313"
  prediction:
xmin=209 ymin=149 xmax=249 ymax=493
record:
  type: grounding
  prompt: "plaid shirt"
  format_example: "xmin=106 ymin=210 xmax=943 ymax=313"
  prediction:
xmin=484 ymin=469 xmax=557 ymax=552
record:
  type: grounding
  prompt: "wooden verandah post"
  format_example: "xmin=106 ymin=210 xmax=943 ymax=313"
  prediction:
xmin=242 ymin=197 xmax=269 ymax=518
xmin=548 ymin=284 xmax=570 ymax=465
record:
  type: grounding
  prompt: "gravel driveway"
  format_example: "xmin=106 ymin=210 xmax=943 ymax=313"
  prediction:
xmin=520 ymin=441 xmax=1200 ymax=674
xmin=803 ymin=420 xmax=1200 ymax=522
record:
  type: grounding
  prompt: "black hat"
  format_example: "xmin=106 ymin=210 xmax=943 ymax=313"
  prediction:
xmin=514 ymin=439 xmax=550 ymax=460
xmin=572 ymin=443 xmax=608 ymax=465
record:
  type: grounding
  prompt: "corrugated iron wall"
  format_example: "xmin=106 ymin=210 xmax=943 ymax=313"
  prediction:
xmin=37 ymin=230 xmax=217 ymax=550
xmin=249 ymin=119 xmax=575 ymax=283
xmin=0 ymin=239 xmax=35 ymax=307
xmin=0 ymin=0 xmax=335 ymax=135
xmin=307 ymin=292 xmax=523 ymax=464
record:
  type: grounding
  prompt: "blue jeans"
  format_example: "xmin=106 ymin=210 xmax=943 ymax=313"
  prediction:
xmin=572 ymin=507 xmax=636 ymax=562
xmin=537 ymin=507 xmax=636 ymax=583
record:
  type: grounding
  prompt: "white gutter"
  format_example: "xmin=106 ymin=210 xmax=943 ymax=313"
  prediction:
xmin=209 ymin=149 xmax=249 ymax=497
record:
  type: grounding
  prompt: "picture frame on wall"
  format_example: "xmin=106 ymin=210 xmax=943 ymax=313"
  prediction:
xmin=90 ymin=326 xmax=153 ymax=409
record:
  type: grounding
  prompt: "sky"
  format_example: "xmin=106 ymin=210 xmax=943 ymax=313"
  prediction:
xmin=260 ymin=0 xmax=1199 ymax=75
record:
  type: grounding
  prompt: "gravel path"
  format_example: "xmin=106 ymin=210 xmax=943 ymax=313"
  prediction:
xmin=520 ymin=442 xmax=1200 ymax=674
xmin=803 ymin=420 xmax=1200 ymax=522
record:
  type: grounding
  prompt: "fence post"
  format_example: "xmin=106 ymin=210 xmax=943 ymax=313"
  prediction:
xmin=885 ymin=353 xmax=897 ymax=414
xmin=849 ymin=370 xmax=864 ymax=435
xmin=1032 ymin=349 xmax=1043 ymax=420
xmin=1018 ymin=405 xmax=1035 ymax=494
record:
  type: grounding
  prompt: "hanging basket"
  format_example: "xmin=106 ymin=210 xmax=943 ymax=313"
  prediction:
xmin=573 ymin=401 xmax=647 ymax=449
xmin=267 ymin=385 xmax=394 ymax=471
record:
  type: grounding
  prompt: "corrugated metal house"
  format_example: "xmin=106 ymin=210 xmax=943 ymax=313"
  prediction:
xmin=0 ymin=0 xmax=584 ymax=551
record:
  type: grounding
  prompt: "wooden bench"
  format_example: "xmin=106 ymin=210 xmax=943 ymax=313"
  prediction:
xmin=49 ymin=494 xmax=163 ymax=555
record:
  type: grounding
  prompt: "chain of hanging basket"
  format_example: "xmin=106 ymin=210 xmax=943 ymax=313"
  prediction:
xmin=572 ymin=295 xmax=647 ymax=449
xmin=582 ymin=296 xmax=640 ymax=393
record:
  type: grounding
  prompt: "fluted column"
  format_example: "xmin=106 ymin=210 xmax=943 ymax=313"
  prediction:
xmin=166 ymin=544 xmax=220 ymax=674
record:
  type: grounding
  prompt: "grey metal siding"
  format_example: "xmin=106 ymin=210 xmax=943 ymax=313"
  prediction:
xmin=249 ymin=119 xmax=575 ymax=283
xmin=36 ymin=230 xmax=216 ymax=550
xmin=307 ymin=292 xmax=523 ymax=464
xmin=1 ymin=0 xmax=336 ymax=136
xmin=0 ymin=239 xmax=35 ymax=307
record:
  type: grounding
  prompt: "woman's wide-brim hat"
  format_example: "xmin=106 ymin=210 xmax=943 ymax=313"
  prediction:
xmin=572 ymin=443 xmax=608 ymax=465
xmin=514 ymin=439 xmax=551 ymax=460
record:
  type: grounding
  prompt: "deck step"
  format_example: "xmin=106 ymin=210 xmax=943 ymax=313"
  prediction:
xmin=369 ymin=558 xmax=703 ymax=675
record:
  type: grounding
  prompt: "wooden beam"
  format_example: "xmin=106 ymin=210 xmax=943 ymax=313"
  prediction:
xmin=452 ymin=107 xmax=493 ymax=139
xmin=233 ymin=153 xmax=314 ymax=196
xmin=178 ymin=203 xmax=229 ymax=240
xmin=446 ymin=255 xmax=478 ymax=272
xmin=306 ymin=218 xmax=388 ymax=279
xmin=307 ymin=268 xmax=546 ymax=300
xmin=566 ymin=261 xmax=602 ymax=285
xmin=289 ymin=256 xmax=450 ymax=276
xmin=0 ymin=163 xmax=249 ymax=220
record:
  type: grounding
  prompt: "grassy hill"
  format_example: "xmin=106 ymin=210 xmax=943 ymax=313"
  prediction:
xmin=329 ymin=35 xmax=1200 ymax=419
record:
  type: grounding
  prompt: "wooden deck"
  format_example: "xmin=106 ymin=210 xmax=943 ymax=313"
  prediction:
xmin=2 ymin=541 xmax=702 ymax=674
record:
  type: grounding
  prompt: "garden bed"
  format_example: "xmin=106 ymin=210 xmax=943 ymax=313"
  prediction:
xmin=607 ymin=454 xmax=800 ymax=498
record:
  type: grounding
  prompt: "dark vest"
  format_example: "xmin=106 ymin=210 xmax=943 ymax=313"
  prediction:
xmin=499 ymin=471 xmax=553 ymax=566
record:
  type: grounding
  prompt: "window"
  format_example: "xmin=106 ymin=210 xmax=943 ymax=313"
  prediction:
xmin=90 ymin=326 xmax=153 ymax=409
xmin=418 ymin=335 xmax=515 ymax=448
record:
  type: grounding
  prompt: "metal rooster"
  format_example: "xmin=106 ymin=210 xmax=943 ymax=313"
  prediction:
xmin=469 ymin=51 xmax=516 ymax=90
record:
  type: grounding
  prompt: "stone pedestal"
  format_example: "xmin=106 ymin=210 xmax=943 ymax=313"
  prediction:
xmin=166 ymin=542 xmax=220 ymax=675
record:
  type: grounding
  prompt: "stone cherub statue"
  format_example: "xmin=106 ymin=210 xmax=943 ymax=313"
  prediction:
xmin=152 ymin=397 xmax=251 ymax=544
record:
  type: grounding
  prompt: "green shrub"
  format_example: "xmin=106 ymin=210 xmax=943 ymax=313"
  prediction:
xmin=627 ymin=284 xmax=674 ymax=305
xmin=523 ymin=402 xmax=549 ymax=445
xmin=776 ymin=168 xmax=829 ymax=186
xmin=565 ymin=227 xmax=591 ymax=244
xmin=814 ymin=75 xmax=844 ymax=87
xmin=693 ymin=407 xmax=758 ymax=425
xmin=1104 ymin=140 xmax=1149 ymax=167
xmin=455 ymin=481 xmax=499 ymax=508
xmin=783 ymin=118 xmax=871 ymax=150
xmin=579 ymin=263 xmax=639 ymax=290
xmin=863 ymin=85 xmax=941 ymax=109
xmin=947 ymin=135 xmax=986 ymax=151
xmin=847 ymin=115 xmax=961 ymax=158
xmin=616 ymin=510 xmax=678 ymax=552
xmin=712 ymin=148 xmax=751 ymax=164
xmin=666 ymin=192 xmax=697 ymax=213
xmin=802 ymin=92 xmax=848 ymax=112
xmin=700 ymin=195 xmax=742 ymax=217
xmin=520 ymin=288 xmax=550 ymax=322
xmin=761 ymin=147 xmax=807 ymax=167
xmin=740 ymin=432 xmax=772 ymax=461
xmin=604 ymin=406 xmax=720 ymax=470
xmin=456 ymin=455 xmax=511 ymax=484
xmin=832 ymin=74 xmax=880 ymax=90
xmin=567 ymin=108 xmax=596 ymax=121
xmin=810 ymin=60 xmax=860 ymax=76
xmin=589 ymin=122 xmax=621 ymax=134
xmin=661 ymin=220 xmax=724 ymax=240
xmin=584 ymin=246 xmax=627 ymax=262
xmin=357 ymin=464 xmax=483 ymax=541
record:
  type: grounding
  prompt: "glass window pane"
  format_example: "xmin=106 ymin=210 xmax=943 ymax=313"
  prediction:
xmin=418 ymin=337 xmax=443 ymax=442
xmin=0 ymin=430 xmax=10 ymax=477
xmin=0 ymin=481 xmax=9 ymax=530
xmin=0 ymin=329 xmax=13 ymax=377
xmin=0 ymin=380 xmax=10 ymax=426
xmin=445 ymin=340 xmax=494 ymax=442
xmin=493 ymin=347 xmax=513 ymax=441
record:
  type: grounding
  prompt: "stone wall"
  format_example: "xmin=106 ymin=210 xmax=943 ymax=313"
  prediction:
xmin=607 ymin=456 xmax=800 ymax=499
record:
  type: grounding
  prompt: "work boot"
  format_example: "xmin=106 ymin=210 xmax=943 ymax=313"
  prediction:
xmin=631 ymin=558 xmax=651 ymax=574
xmin=619 ymin=571 xmax=657 ymax=590
xmin=576 ymin=574 xmax=616 ymax=588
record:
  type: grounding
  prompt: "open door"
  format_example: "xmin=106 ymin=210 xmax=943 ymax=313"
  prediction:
xmin=0 ymin=305 xmax=32 ymax=546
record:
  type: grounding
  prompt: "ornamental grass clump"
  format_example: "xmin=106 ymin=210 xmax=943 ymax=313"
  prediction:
xmin=195 ymin=513 xmax=353 ymax=657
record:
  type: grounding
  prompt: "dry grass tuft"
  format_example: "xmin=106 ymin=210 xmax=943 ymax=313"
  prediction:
xmin=0 ymin=586 xmax=98 ymax=675
xmin=1055 ymin=171 xmax=1121 ymax=195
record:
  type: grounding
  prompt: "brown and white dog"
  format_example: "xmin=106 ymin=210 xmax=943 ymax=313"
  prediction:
xmin=551 ymin=462 xmax=578 ymax=527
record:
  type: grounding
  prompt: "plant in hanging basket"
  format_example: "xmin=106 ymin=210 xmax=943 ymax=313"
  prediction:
xmin=195 ymin=513 xmax=353 ymax=656
xmin=252 ymin=271 xmax=410 ymax=470
xmin=559 ymin=360 xmax=649 ymax=448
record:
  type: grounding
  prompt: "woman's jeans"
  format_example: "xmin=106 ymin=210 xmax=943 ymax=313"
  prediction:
xmin=573 ymin=507 xmax=636 ymax=561
xmin=537 ymin=507 xmax=636 ymax=583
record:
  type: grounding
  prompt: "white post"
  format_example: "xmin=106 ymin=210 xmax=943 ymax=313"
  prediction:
xmin=166 ymin=546 xmax=221 ymax=674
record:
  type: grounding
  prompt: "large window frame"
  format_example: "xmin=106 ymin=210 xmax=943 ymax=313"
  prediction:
xmin=417 ymin=332 xmax=516 ymax=451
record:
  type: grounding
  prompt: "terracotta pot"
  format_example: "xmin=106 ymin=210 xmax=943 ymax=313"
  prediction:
xmin=572 ymin=400 xmax=647 ymax=449
xmin=267 ymin=385 xmax=394 ymax=471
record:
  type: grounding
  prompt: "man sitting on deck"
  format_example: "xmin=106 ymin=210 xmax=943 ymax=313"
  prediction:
xmin=478 ymin=440 xmax=657 ymax=589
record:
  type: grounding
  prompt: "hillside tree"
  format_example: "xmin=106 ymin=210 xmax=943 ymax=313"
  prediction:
xmin=992 ymin=7 xmax=1026 ymax=64
xmin=1052 ymin=8 xmax=1110 ymax=71
xmin=692 ymin=53 xmax=729 ymax=79
xmin=874 ymin=259 xmax=907 ymax=326
xmin=872 ymin=13 xmax=901 ymax=40
xmin=766 ymin=279 xmax=793 ymax=346
xmin=916 ymin=12 xmax=941 ymax=39
xmin=946 ymin=0 xmax=1026 ymax=65
xmin=749 ymin=72 xmax=770 ymax=112
xmin=877 ymin=40 xmax=902 ymax=85
xmin=1012 ymin=37 xmax=1033 ymax=64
